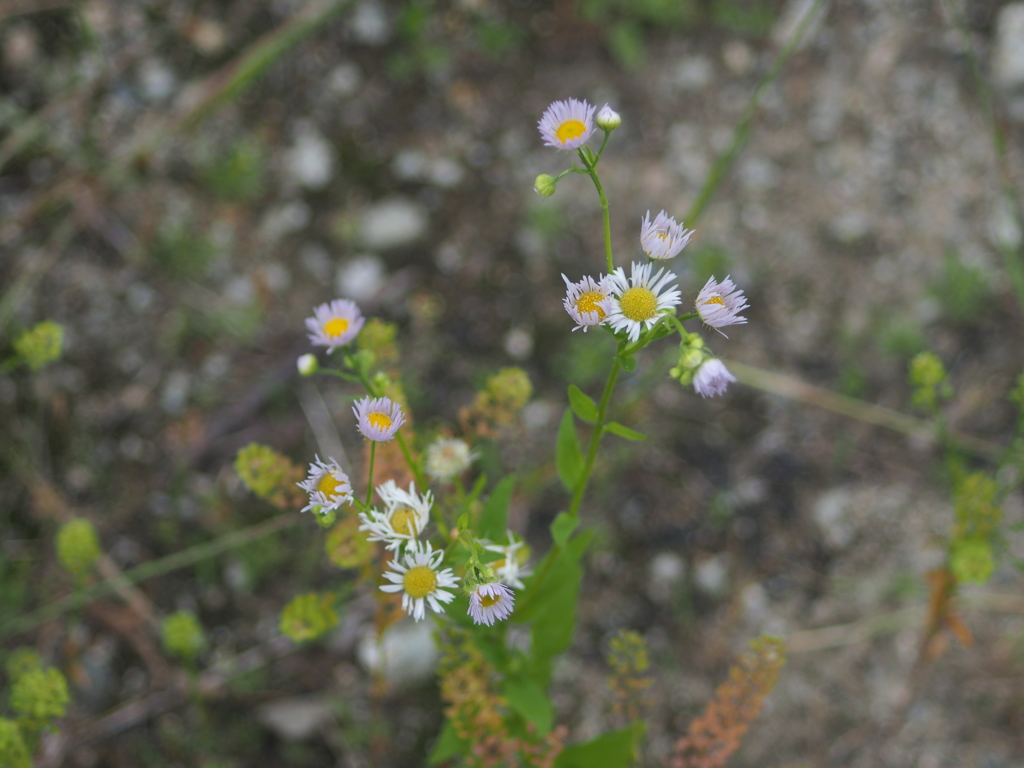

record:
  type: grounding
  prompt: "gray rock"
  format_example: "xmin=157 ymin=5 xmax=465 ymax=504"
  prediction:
xmin=813 ymin=487 xmax=855 ymax=549
xmin=647 ymin=552 xmax=687 ymax=604
xmin=257 ymin=696 xmax=335 ymax=741
xmin=993 ymin=3 xmax=1024 ymax=91
xmin=359 ymin=197 xmax=428 ymax=250
xmin=356 ymin=618 xmax=439 ymax=687
xmin=284 ymin=123 xmax=335 ymax=191
xmin=336 ymin=255 xmax=385 ymax=301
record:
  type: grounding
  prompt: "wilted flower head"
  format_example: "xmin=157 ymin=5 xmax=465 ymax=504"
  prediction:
xmin=562 ymin=274 xmax=612 ymax=332
xmin=380 ymin=540 xmax=458 ymax=621
xmin=359 ymin=480 xmax=433 ymax=550
xmin=692 ymin=359 xmax=736 ymax=398
xmin=640 ymin=211 xmax=693 ymax=261
xmin=468 ymin=582 xmax=515 ymax=626
xmin=305 ymin=299 xmax=365 ymax=352
xmin=538 ymin=98 xmax=596 ymax=150
xmin=605 ymin=262 xmax=681 ymax=343
xmin=298 ymin=455 xmax=354 ymax=514
xmin=353 ymin=396 xmax=405 ymax=442
xmin=425 ymin=437 xmax=476 ymax=481
xmin=695 ymin=275 xmax=748 ymax=335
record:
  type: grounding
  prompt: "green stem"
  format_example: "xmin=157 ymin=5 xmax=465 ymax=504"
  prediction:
xmin=579 ymin=150 xmax=614 ymax=273
xmin=568 ymin=355 xmax=623 ymax=517
xmin=394 ymin=432 xmax=426 ymax=488
xmin=365 ymin=441 xmax=376 ymax=506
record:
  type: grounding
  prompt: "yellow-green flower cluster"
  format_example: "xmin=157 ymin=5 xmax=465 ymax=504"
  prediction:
xmin=10 ymin=666 xmax=69 ymax=728
xmin=162 ymin=611 xmax=206 ymax=660
xmin=0 ymin=718 xmax=30 ymax=768
xmin=908 ymin=351 xmax=952 ymax=411
xmin=950 ymin=473 xmax=1002 ymax=585
xmin=235 ymin=443 xmax=292 ymax=499
xmin=55 ymin=519 xmax=101 ymax=576
xmin=13 ymin=321 xmax=64 ymax=372
xmin=280 ymin=592 xmax=338 ymax=642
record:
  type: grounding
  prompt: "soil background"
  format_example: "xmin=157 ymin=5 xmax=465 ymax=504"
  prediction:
xmin=2 ymin=0 xmax=1024 ymax=766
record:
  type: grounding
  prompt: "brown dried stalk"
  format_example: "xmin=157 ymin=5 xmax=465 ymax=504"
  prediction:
xmin=670 ymin=636 xmax=786 ymax=768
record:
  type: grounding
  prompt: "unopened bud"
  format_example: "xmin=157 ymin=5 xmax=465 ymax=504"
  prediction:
xmin=534 ymin=174 xmax=557 ymax=197
xmin=297 ymin=353 xmax=319 ymax=376
xmin=596 ymin=104 xmax=621 ymax=131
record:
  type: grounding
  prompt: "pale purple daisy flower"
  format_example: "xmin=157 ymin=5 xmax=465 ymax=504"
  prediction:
xmin=605 ymin=261 xmax=682 ymax=343
xmin=695 ymin=275 xmax=749 ymax=336
xmin=595 ymin=104 xmax=621 ymax=131
xmin=297 ymin=455 xmax=354 ymax=514
xmin=538 ymin=98 xmax=597 ymax=150
xmin=693 ymin=359 xmax=736 ymax=398
xmin=562 ymin=273 xmax=612 ymax=332
xmin=640 ymin=210 xmax=694 ymax=261
xmin=468 ymin=582 xmax=515 ymax=626
xmin=305 ymin=299 xmax=365 ymax=352
xmin=358 ymin=480 xmax=432 ymax=551
xmin=380 ymin=540 xmax=457 ymax=622
xmin=353 ymin=396 xmax=405 ymax=442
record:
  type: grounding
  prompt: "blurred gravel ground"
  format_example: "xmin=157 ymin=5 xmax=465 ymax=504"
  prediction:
xmin=1 ymin=0 xmax=1023 ymax=765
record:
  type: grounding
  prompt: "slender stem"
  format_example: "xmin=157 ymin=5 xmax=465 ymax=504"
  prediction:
xmin=365 ymin=441 xmax=376 ymax=506
xmin=394 ymin=432 xmax=426 ymax=488
xmin=591 ymin=170 xmax=614 ymax=273
xmin=568 ymin=356 xmax=623 ymax=517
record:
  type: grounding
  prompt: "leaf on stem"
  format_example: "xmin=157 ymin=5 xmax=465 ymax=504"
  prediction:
xmin=479 ymin=475 xmax=516 ymax=541
xmin=556 ymin=408 xmax=584 ymax=492
xmin=567 ymin=385 xmax=599 ymax=423
xmin=617 ymin=354 xmax=637 ymax=372
xmin=604 ymin=422 xmax=647 ymax=441
xmin=554 ymin=722 xmax=646 ymax=768
xmin=502 ymin=676 xmax=555 ymax=735
xmin=550 ymin=512 xmax=579 ymax=548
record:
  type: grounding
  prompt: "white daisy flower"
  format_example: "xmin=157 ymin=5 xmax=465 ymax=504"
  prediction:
xmin=425 ymin=438 xmax=476 ymax=481
xmin=380 ymin=541 xmax=457 ymax=622
xmin=468 ymin=582 xmax=515 ymax=626
xmin=538 ymin=98 xmax=597 ymax=150
xmin=605 ymin=261 xmax=682 ymax=343
xmin=562 ymin=273 xmax=613 ymax=332
xmin=305 ymin=299 xmax=365 ymax=352
xmin=695 ymin=275 xmax=749 ymax=335
xmin=640 ymin=210 xmax=694 ymax=261
xmin=484 ymin=533 xmax=532 ymax=590
xmin=358 ymin=480 xmax=433 ymax=551
xmin=297 ymin=455 xmax=354 ymax=514
xmin=353 ymin=396 xmax=405 ymax=442
xmin=693 ymin=359 xmax=736 ymax=398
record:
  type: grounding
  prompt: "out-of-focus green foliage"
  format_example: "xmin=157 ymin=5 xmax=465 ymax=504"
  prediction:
xmin=4 ymin=648 xmax=41 ymax=683
xmin=909 ymin=351 xmax=952 ymax=411
xmin=162 ymin=611 xmax=207 ymax=660
xmin=202 ymin=137 xmax=266 ymax=201
xmin=55 ymin=519 xmax=101 ymax=576
xmin=280 ymin=593 xmax=338 ymax=642
xmin=10 ymin=667 xmax=69 ymax=728
xmin=932 ymin=248 xmax=989 ymax=325
xmin=13 ymin=321 xmax=64 ymax=372
xmin=0 ymin=718 xmax=31 ymax=768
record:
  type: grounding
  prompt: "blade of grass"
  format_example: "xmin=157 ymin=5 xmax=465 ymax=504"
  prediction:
xmin=685 ymin=0 xmax=828 ymax=226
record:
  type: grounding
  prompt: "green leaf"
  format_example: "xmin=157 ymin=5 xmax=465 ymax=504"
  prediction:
xmin=429 ymin=720 xmax=466 ymax=765
xmin=456 ymin=513 xmax=469 ymax=533
xmin=617 ymin=354 xmax=637 ymax=372
xmin=568 ymin=385 xmax=598 ymax=423
xmin=604 ymin=422 xmax=647 ymax=441
xmin=502 ymin=676 xmax=554 ymax=735
xmin=550 ymin=512 xmax=579 ymax=548
xmin=479 ymin=475 xmax=516 ymax=541
xmin=554 ymin=722 xmax=646 ymax=768
xmin=556 ymin=408 xmax=584 ymax=493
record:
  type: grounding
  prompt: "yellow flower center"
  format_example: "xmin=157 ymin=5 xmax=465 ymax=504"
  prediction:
xmin=403 ymin=565 xmax=437 ymax=598
xmin=700 ymin=296 xmax=725 ymax=308
xmin=556 ymin=120 xmax=587 ymax=144
xmin=323 ymin=317 xmax=350 ymax=338
xmin=479 ymin=591 xmax=502 ymax=608
xmin=317 ymin=473 xmax=341 ymax=496
xmin=389 ymin=507 xmax=418 ymax=536
xmin=619 ymin=287 xmax=657 ymax=321
xmin=657 ymin=232 xmax=669 ymax=241
xmin=367 ymin=411 xmax=392 ymax=431
xmin=575 ymin=291 xmax=607 ymax=320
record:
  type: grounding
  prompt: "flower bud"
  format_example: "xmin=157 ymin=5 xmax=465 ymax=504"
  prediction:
xmin=55 ymin=519 xmax=101 ymax=576
xmin=534 ymin=174 xmax=557 ymax=197
xmin=596 ymin=104 xmax=621 ymax=131
xmin=297 ymin=353 xmax=319 ymax=376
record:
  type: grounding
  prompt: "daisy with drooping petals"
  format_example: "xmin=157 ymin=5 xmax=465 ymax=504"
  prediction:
xmin=562 ymin=273 xmax=612 ymax=332
xmin=605 ymin=261 xmax=682 ymax=343
xmin=640 ymin=210 xmax=694 ymax=261
xmin=353 ymin=396 xmax=405 ymax=442
xmin=297 ymin=455 xmax=354 ymax=514
xmin=425 ymin=437 xmax=476 ymax=481
xmin=358 ymin=480 xmax=433 ymax=551
xmin=695 ymin=275 xmax=749 ymax=336
xmin=468 ymin=582 xmax=516 ymax=626
xmin=305 ymin=299 xmax=365 ymax=352
xmin=380 ymin=540 xmax=457 ymax=622
xmin=693 ymin=359 xmax=736 ymax=398
xmin=484 ymin=533 xmax=532 ymax=590
xmin=538 ymin=98 xmax=597 ymax=150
